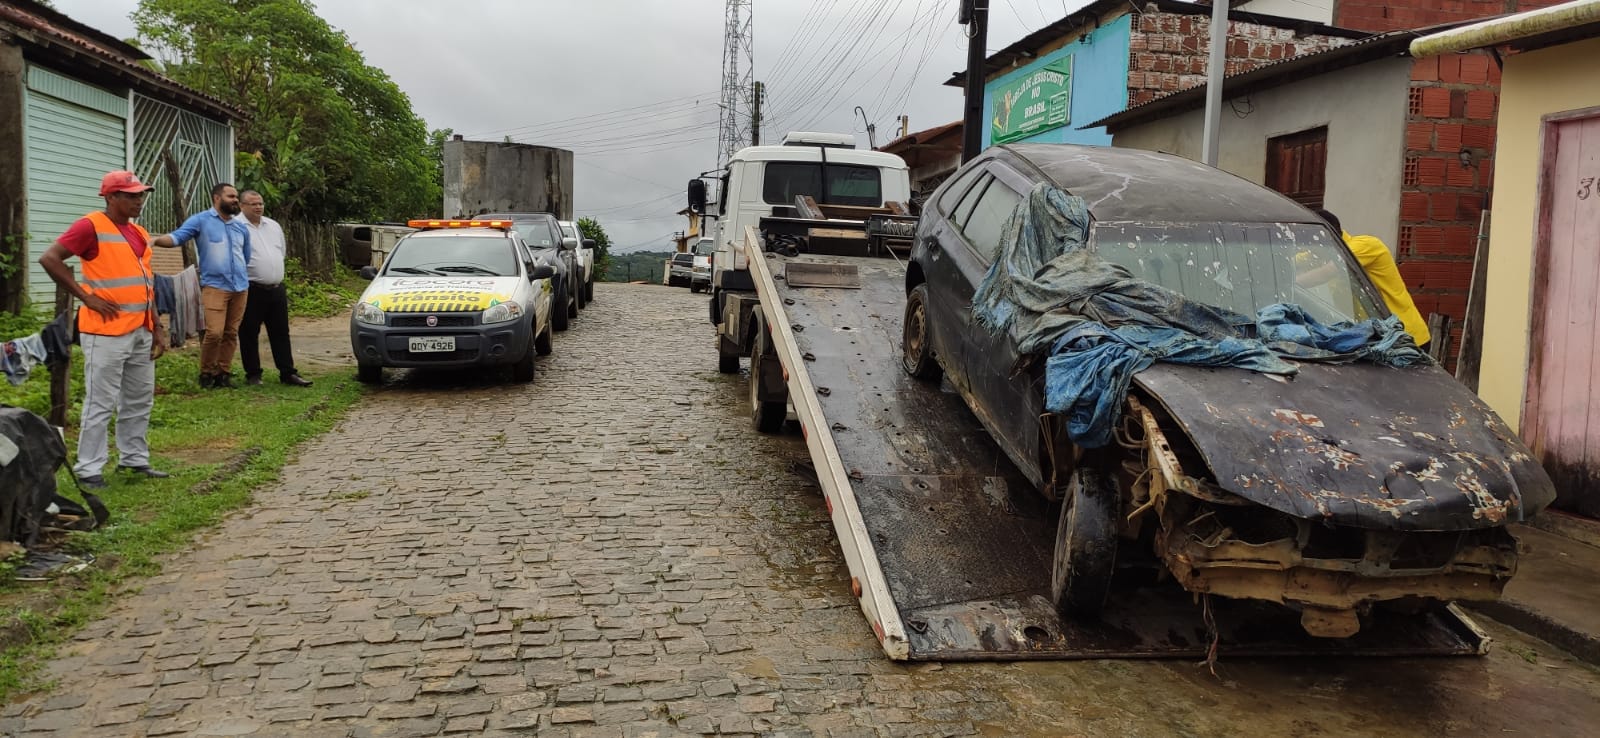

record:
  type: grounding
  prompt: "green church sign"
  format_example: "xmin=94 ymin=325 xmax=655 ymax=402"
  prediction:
xmin=990 ymin=56 xmax=1073 ymax=144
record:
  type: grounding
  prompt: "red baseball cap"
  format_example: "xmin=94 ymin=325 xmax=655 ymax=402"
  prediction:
xmin=99 ymin=170 xmax=155 ymax=197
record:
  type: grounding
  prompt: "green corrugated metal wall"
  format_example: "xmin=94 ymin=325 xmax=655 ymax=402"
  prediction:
xmin=23 ymin=66 xmax=127 ymax=305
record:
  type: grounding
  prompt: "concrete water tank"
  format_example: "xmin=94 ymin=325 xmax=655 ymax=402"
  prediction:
xmin=442 ymin=137 xmax=574 ymax=219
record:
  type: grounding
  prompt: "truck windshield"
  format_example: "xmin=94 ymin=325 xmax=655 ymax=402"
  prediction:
xmin=1089 ymin=221 xmax=1383 ymax=325
xmin=385 ymin=235 xmax=519 ymax=277
xmin=762 ymin=162 xmax=883 ymax=207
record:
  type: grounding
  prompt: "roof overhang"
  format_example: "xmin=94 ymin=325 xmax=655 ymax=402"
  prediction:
xmin=943 ymin=0 xmax=1367 ymax=87
xmin=1409 ymin=0 xmax=1600 ymax=56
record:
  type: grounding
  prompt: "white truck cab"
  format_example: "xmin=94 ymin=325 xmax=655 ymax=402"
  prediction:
xmin=696 ymin=132 xmax=911 ymax=373
xmin=708 ymin=134 xmax=910 ymax=294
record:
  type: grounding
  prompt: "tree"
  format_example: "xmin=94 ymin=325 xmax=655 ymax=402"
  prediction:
xmin=576 ymin=217 xmax=613 ymax=281
xmin=133 ymin=0 xmax=437 ymax=223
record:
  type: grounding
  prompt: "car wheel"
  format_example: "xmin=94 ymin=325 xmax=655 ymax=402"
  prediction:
xmin=576 ymin=278 xmax=587 ymax=309
xmin=750 ymin=318 xmax=786 ymax=434
xmin=902 ymin=284 xmax=942 ymax=381
xmin=553 ymin=287 xmax=570 ymax=331
xmin=357 ymin=363 xmax=382 ymax=385
xmin=1050 ymin=463 xmax=1120 ymax=619
xmin=511 ymin=341 xmax=535 ymax=383
xmin=568 ymin=280 xmax=580 ymax=318
xmin=535 ymin=324 xmax=553 ymax=356
xmin=585 ymin=279 xmax=595 ymax=303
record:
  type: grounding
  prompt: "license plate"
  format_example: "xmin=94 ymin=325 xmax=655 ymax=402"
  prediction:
xmin=408 ymin=336 xmax=455 ymax=353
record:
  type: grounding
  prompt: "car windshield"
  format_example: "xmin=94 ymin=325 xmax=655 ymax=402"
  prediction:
xmin=384 ymin=234 xmax=519 ymax=277
xmin=693 ymin=240 xmax=714 ymax=256
xmin=474 ymin=213 xmax=557 ymax=248
xmin=672 ymin=253 xmax=694 ymax=265
xmin=561 ymin=225 xmax=576 ymax=239
xmin=1089 ymin=221 xmax=1383 ymax=324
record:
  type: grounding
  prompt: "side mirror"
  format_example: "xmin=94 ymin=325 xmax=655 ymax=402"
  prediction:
xmin=688 ymin=178 xmax=707 ymax=212
xmin=582 ymin=238 xmax=596 ymax=248
xmin=560 ymin=237 xmax=578 ymax=251
xmin=359 ymin=266 xmax=377 ymax=280
xmin=531 ymin=265 xmax=556 ymax=280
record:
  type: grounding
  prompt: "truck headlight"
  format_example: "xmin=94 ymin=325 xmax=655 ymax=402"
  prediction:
xmin=354 ymin=301 xmax=385 ymax=326
xmin=482 ymin=301 xmax=524 ymax=325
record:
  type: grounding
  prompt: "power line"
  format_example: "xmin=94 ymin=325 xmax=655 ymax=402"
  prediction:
xmin=462 ymin=91 xmax=718 ymax=139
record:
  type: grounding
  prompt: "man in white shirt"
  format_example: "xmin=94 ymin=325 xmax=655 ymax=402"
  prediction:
xmin=238 ymin=191 xmax=312 ymax=387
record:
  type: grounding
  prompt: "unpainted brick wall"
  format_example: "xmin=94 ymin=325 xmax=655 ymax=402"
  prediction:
xmin=1399 ymin=52 xmax=1501 ymax=368
xmin=1334 ymin=0 xmax=1570 ymax=34
xmin=1127 ymin=11 xmax=1355 ymax=106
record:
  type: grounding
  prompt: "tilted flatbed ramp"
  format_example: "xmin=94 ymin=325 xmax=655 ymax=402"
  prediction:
xmin=747 ymin=244 xmax=1489 ymax=661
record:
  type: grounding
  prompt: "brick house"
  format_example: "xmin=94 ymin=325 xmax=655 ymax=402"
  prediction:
xmin=944 ymin=0 xmax=1365 ymax=148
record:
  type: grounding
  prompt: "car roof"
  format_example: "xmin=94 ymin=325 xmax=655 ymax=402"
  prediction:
xmin=995 ymin=144 xmax=1316 ymax=225
xmin=475 ymin=212 xmax=556 ymax=221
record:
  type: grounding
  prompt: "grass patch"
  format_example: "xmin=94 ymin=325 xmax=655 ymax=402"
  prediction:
xmin=0 ymin=337 xmax=365 ymax=700
xmin=287 ymin=259 xmax=367 ymax=319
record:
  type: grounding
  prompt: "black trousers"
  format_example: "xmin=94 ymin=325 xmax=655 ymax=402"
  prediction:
xmin=240 ymin=281 xmax=297 ymax=379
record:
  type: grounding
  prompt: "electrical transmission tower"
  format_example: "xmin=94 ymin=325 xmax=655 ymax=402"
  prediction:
xmin=717 ymin=0 xmax=753 ymax=169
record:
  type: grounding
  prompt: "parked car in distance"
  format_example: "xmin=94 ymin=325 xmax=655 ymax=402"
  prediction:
xmin=559 ymin=220 xmax=597 ymax=305
xmin=668 ymin=252 xmax=695 ymax=288
xmin=350 ymin=218 xmax=556 ymax=384
xmin=690 ymin=237 xmax=713 ymax=293
xmin=903 ymin=143 xmax=1555 ymax=638
xmin=476 ymin=212 xmax=579 ymax=331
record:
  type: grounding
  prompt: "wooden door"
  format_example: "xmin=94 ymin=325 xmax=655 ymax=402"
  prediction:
xmin=1527 ymin=111 xmax=1600 ymax=517
xmin=1267 ymin=126 xmax=1329 ymax=209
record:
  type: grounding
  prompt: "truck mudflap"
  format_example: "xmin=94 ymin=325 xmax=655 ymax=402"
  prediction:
xmin=744 ymin=235 xmax=1489 ymax=661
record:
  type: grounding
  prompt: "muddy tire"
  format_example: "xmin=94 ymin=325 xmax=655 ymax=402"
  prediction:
xmin=750 ymin=318 xmax=786 ymax=434
xmin=1050 ymin=464 xmax=1119 ymax=618
xmin=901 ymin=284 xmax=942 ymax=381
xmin=357 ymin=363 xmax=382 ymax=385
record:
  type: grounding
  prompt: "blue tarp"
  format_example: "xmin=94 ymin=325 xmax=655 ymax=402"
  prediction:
xmin=971 ymin=183 xmax=1429 ymax=448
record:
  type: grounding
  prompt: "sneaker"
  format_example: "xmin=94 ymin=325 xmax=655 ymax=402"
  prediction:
xmin=117 ymin=465 xmax=170 ymax=479
xmin=77 ymin=475 xmax=107 ymax=490
xmin=246 ymin=374 xmax=263 ymax=386
xmin=214 ymin=374 xmax=235 ymax=389
xmin=280 ymin=373 xmax=313 ymax=387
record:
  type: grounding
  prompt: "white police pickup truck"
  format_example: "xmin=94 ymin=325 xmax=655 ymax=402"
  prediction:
xmin=350 ymin=219 xmax=556 ymax=384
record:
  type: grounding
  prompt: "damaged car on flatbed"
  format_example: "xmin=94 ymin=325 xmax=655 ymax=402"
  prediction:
xmin=902 ymin=144 xmax=1555 ymax=638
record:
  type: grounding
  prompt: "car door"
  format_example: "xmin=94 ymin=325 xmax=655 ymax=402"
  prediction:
xmin=945 ymin=162 xmax=1038 ymax=476
xmin=918 ymin=163 xmax=989 ymax=393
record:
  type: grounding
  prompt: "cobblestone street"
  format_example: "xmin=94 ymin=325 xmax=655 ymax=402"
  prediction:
xmin=7 ymin=283 xmax=1600 ymax=737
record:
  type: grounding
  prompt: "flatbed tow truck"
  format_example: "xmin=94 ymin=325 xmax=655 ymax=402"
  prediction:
xmin=728 ymin=223 xmax=1492 ymax=661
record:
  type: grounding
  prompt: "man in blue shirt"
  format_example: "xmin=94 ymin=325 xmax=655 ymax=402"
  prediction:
xmin=152 ymin=183 xmax=252 ymax=388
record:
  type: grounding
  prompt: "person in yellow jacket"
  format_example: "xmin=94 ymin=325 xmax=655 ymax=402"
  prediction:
xmin=1305 ymin=208 xmax=1432 ymax=352
xmin=37 ymin=171 xmax=183 ymax=489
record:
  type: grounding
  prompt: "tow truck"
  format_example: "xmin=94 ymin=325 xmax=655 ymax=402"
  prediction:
xmin=707 ymin=186 xmax=1497 ymax=661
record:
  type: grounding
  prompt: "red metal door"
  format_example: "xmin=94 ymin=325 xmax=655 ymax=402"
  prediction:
xmin=1526 ymin=112 xmax=1600 ymax=516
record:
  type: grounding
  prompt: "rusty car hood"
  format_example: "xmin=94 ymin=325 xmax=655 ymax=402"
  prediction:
xmin=1133 ymin=362 xmax=1556 ymax=531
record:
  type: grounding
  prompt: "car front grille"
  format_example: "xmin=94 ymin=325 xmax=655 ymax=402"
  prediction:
xmin=390 ymin=315 xmax=476 ymax=327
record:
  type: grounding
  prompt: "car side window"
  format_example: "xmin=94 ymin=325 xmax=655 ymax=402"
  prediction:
xmin=951 ymin=175 xmax=990 ymax=230
xmin=958 ymin=177 xmax=1023 ymax=264
xmin=936 ymin=165 xmax=985 ymax=216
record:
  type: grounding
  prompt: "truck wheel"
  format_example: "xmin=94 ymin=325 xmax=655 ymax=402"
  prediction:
xmin=535 ymin=325 xmax=553 ymax=356
xmin=750 ymin=319 xmax=787 ymax=434
xmin=553 ymin=288 xmax=570 ymax=331
xmin=511 ymin=342 xmax=536 ymax=383
xmin=1050 ymin=464 xmax=1119 ymax=619
xmin=709 ymin=290 xmax=721 ymax=325
xmin=357 ymin=363 xmax=382 ymax=385
xmin=902 ymin=284 xmax=942 ymax=381
xmin=718 ymin=350 xmax=740 ymax=374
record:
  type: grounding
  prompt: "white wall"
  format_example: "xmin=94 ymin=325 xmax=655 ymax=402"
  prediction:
xmin=1234 ymin=0 xmax=1335 ymax=25
xmin=1112 ymin=57 xmax=1411 ymax=249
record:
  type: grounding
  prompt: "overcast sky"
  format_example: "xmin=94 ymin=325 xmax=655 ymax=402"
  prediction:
xmin=53 ymin=0 xmax=1066 ymax=252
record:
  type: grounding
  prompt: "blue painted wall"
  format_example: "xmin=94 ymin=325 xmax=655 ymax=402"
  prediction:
xmin=981 ymin=14 xmax=1131 ymax=149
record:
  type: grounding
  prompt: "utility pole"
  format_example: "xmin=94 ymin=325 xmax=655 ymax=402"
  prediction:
xmin=718 ymin=0 xmax=754 ymax=169
xmin=1201 ymin=0 xmax=1229 ymax=167
xmin=751 ymin=81 xmax=764 ymax=146
xmin=959 ymin=0 xmax=989 ymax=163
xmin=900 ymin=115 xmax=909 ymax=138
